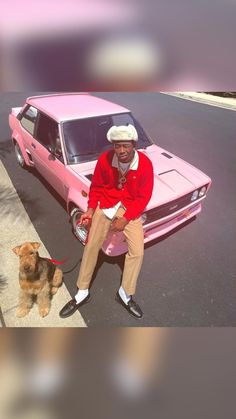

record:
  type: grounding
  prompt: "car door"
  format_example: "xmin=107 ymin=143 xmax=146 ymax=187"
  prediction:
xmin=19 ymin=105 xmax=38 ymax=161
xmin=31 ymin=112 xmax=68 ymax=199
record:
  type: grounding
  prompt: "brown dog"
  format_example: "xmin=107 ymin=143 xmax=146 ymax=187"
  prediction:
xmin=12 ymin=242 xmax=63 ymax=318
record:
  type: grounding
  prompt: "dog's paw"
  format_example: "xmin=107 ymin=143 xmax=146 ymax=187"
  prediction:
xmin=16 ymin=307 xmax=30 ymax=317
xmin=51 ymin=286 xmax=58 ymax=295
xmin=39 ymin=307 xmax=50 ymax=317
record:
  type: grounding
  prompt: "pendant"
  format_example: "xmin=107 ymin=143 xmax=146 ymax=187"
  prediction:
xmin=117 ymin=176 xmax=126 ymax=190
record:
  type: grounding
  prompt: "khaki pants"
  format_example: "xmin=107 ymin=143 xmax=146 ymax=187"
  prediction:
xmin=77 ymin=207 xmax=144 ymax=295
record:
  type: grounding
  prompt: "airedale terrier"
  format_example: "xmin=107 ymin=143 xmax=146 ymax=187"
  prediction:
xmin=12 ymin=242 xmax=63 ymax=318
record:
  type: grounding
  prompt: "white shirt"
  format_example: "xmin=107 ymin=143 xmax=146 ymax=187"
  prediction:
xmin=102 ymin=151 xmax=139 ymax=220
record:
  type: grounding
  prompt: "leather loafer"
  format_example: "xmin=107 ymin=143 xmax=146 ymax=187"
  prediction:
xmin=115 ymin=292 xmax=143 ymax=319
xmin=59 ymin=294 xmax=90 ymax=318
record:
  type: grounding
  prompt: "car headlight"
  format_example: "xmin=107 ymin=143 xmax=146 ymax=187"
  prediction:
xmin=141 ymin=213 xmax=148 ymax=224
xmin=199 ymin=186 xmax=207 ymax=197
xmin=191 ymin=190 xmax=199 ymax=201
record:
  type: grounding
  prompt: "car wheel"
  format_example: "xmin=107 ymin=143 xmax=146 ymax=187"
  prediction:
xmin=14 ymin=143 xmax=26 ymax=168
xmin=70 ymin=207 xmax=88 ymax=245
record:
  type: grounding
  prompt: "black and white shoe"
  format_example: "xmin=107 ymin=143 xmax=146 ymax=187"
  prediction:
xmin=59 ymin=294 xmax=90 ymax=318
xmin=115 ymin=292 xmax=143 ymax=319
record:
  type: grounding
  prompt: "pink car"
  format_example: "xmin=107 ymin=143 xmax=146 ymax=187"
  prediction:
xmin=9 ymin=93 xmax=212 ymax=256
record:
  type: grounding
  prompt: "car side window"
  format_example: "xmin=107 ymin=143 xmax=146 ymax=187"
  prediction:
xmin=20 ymin=106 xmax=38 ymax=136
xmin=35 ymin=113 xmax=63 ymax=162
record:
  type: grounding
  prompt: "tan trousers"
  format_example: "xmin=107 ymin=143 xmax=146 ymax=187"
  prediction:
xmin=77 ymin=207 xmax=144 ymax=295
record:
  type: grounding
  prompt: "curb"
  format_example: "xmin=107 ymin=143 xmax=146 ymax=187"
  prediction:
xmin=161 ymin=92 xmax=236 ymax=111
xmin=0 ymin=160 xmax=87 ymax=327
xmin=0 ymin=306 xmax=6 ymax=327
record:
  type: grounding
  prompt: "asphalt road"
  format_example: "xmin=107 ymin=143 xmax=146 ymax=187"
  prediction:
xmin=1 ymin=92 xmax=236 ymax=326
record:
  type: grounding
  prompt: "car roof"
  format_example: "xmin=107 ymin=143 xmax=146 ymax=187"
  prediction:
xmin=26 ymin=93 xmax=129 ymax=122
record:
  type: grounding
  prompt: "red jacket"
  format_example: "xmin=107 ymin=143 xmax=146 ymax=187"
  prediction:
xmin=88 ymin=150 xmax=154 ymax=221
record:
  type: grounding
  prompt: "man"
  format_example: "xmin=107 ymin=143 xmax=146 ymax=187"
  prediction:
xmin=60 ymin=124 xmax=154 ymax=319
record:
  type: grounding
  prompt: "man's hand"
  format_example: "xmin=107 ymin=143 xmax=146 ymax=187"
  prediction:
xmin=110 ymin=217 xmax=129 ymax=232
xmin=79 ymin=208 xmax=95 ymax=226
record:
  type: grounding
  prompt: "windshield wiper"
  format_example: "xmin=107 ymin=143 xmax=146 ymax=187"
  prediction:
xmin=71 ymin=152 xmax=99 ymax=158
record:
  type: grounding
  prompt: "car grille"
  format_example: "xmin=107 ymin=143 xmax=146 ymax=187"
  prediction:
xmin=144 ymin=188 xmax=206 ymax=224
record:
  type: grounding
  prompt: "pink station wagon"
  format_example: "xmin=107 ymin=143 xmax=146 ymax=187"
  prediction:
xmin=9 ymin=93 xmax=212 ymax=256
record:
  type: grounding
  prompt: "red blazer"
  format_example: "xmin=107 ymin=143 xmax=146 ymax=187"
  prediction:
xmin=88 ymin=150 xmax=154 ymax=221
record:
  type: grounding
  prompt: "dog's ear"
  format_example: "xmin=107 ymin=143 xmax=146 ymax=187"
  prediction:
xmin=12 ymin=245 xmax=21 ymax=255
xmin=31 ymin=242 xmax=41 ymax=250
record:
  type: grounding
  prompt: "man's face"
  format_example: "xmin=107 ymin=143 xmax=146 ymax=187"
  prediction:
xmin=113 ymin=141 xmax=135 ymax=163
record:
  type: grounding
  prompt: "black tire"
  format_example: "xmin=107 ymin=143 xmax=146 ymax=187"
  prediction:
xmin=14 ymin=142 xmax=26 ymax=168
xmin=70 ymin=207 xmax=87 ymax=245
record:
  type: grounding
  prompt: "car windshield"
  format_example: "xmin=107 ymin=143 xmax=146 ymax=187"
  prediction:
xmin=62 ymin=112 xmax=153 ymax=164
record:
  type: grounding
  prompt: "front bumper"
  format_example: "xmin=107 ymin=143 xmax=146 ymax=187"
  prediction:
xmin=102 ymin=200 xmax=203 ymax=257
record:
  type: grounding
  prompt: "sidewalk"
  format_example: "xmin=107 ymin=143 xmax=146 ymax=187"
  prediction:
xmin=0 ymin=161 xmax=86 ymax=327
xmin=162 ymin=92 xmax=236 ymax=111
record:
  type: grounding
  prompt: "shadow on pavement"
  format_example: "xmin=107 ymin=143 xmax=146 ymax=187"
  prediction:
xmin=0 ymin=275 xmax=8 ymax=293
xmin=0 ymin=139 xmax=13 ymax=158
xmin=0 ymin=185 xmax=44 ymax=223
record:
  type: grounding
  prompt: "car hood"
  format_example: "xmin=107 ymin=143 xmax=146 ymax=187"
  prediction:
xmin=69 ymin=145 xmax=211 ymax=208
xmin=142 ymin=145 xmax=211 ymax=208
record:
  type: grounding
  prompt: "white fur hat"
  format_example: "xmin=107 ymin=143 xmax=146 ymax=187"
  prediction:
xmin=107 ymin=124 xmax=138 ymax=142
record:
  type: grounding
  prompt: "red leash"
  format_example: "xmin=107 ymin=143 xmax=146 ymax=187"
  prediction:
xmin=45 ymin=218 xmax=92 ymax=265
xmin=45 ymin=257 xmax=69 ymax=265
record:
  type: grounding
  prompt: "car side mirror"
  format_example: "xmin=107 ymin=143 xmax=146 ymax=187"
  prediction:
xmin=47 ymin=145 xmax=55 ymax=154
xmin=48 ymin=145 xmax=62 ymax=159
xmin=54 ymin=149 xmax=62 ymax=158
